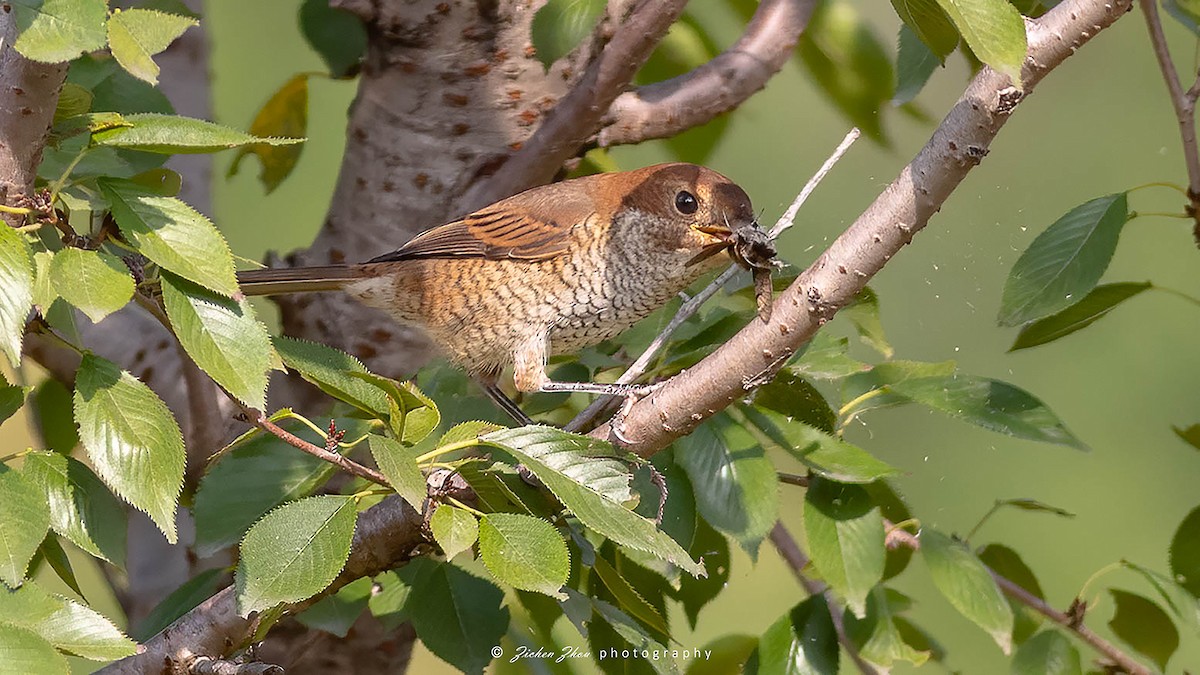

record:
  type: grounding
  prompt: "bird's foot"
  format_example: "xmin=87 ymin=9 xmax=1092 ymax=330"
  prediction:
xmin=609 ymin=382 xmax=662 ymax=446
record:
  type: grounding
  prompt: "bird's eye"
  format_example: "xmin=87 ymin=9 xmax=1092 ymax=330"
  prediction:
xmin=674 ymin=190 xmax=698 ymax=215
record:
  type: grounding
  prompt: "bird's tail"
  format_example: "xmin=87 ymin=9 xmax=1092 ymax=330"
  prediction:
xmin=236 ymin=265 xmax=364 ymax=297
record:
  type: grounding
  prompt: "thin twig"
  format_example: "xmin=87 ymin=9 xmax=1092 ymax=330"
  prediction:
xmin=1139 ymin=0 xmax=1200 ymax=197
xmin=240 ymin=407 xmax=390 ymax=487
xmin=768 ymin=523 xmax=880 ymax=675
xmin=565 ymin=129 xmax=860 ymax=433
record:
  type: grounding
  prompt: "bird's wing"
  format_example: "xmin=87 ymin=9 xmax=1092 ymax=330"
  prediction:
xmin=367 ymin=187 xmax=594 ymax=263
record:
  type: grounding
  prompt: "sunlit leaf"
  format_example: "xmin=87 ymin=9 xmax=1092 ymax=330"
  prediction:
xmin=750 ymin=596 xmax=838 ymax=673
xmin=933 ymin=0 xmax=1026 ymax=85
xmin=921 ymin=529 xmax=1013 ymax=652
xmin=530 ymin=0 xmax=605 ymax=69
xmin=47 ymin=248 xmax=134 ymax=323
xmin=0 ymin=225 xmax=34 ymax=369
xmin=92 ymin=113 xmax=303 ymax=154
xmin=804 ymin=478 xmax=885 ymax=616
xmin=22 ymin=451 xmax=126 ymax=567
xmin=11 ymin=0 xmax=107 ymax=63
xmin=479 ymin=513 xmax=569 ymax=599
xmin=0 ymin=624 xmax=68 ymax=674
xmin=228 ymin=74 xmax=309 ymax=193
xmin=106 ymin=8 xmax=198 ymax=84
xmin=430 ymin=504 xmax=478 ymax=561
xmin=0 ymin=465 xmax=51 ymax=587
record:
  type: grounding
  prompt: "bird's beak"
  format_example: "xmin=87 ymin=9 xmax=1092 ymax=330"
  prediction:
xmin=685 ymin=223 xmax=736 ymax=267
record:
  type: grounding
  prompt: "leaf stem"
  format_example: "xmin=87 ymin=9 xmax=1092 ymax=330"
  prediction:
xmin=965 ymin=501 xmax=1004 ymax=542
xmin=0 ymin=204 xmax=33 ymax=215
xmin=836 ymin=387 xmax=889 ymax=434
xmin=1128 ymin=210 xmax=1191 ymax=219
xmin=0 ymin=448 xmax=33 ymax=464
xmin=47 ymin=146 xmax=90 ymax=204
xmin=241 ymin=407 xmax=390 ymax=487
xmin=1127 ymin=181 xmax=1188 ymax=196
xmin=1151 ymin=283 xmax=1200 ymax=309
xmin=414 ymin=438 xmax=482 ymax=464
xmin=446 ymin=496 xmax=486 ymax=518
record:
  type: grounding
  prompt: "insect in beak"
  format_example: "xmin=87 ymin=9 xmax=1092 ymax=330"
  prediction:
xmin=685 ymin=224 xmax=736 ymax=267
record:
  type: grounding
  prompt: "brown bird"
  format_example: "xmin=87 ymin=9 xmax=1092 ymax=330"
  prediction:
xmin=237 ymin=163 xmax=757 ymax=425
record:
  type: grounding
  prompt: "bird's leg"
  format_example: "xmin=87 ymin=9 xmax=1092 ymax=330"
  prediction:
xmin=476 ymin=374 xmax=535 ymax=426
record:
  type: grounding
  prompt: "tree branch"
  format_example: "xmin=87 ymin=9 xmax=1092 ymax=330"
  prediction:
xmin=238 ymin=408 xmax=390 ymax=487
xmin=597 ymin=0 xmax=816 ymax=148
xmin=460 ymin=0 xmax=689 ymax=211
xmin=591 ymin=0 xmax=1136 ymax=454
xmin=1138 ymin=0 xmax=1200 ymax=199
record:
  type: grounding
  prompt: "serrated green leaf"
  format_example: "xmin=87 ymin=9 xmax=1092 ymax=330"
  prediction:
xmin=0 ymin=225 xmax=34 ymax=369
xmin=885 ymin=373 xmax=1087 ymax=450
xmin=798 ymin=0 xmax=894 ymax=143
xmin=299 ymin=0 xmax=366 ymax=78
xmin=133 ymin=568 xmax=225 ymax=641
xmin=894 ymin=24 xmax=941 ymax=105
xmin=91 ymin=113 xmax=303 ymax=154
xmin=67 ymin=53 xmax=174 ymax=114
xmin=53 ymin=82 xmax=93 ymax=124
xmin=236 ymin=494 xmax=358 ymax=615
xmin=30 ymin=380 xmax=77 ymax=455
xmin=1120 ymin=560 xmax=1200 ymax=635
xmin=754 ymin=371 xmax=836 ymax=433
xmin=228 ymin=74 xmax=308 ymax=193
xmin=73 ymin=353 xmax=184 ymax=543
xmin=36 ymin=536 xmax=83 ymax=598
xmin=844 ymin=587 xmax=930 ymax=668
xmin=921 ymin=529 xmax=1013 ymax=652
xmin=479 ymin=513 xmax=569 ymax=599
xmin=750 ymin=596 xmax=838 ymax=674
xmin=368 ymin=435 xmax=425 ymax=511
xmin=274 ymin=336 xmax=390 ymax=417
xmin=10 ymin=0 xmax=107 ymax=63
xmin=529 ymin=0 xmax=605 ymax=69
xmin=193 ymin=416 xmax=371 ymax=557
xmin=1011 ymin=630 xmax=1082 ymax=675
xmin=933 ymin=0 xmax=1026 ymax=85
xmin=0 ymin=465 xmax=51 ymax=587
xmin=0 ymin=581 xmax=135 ymax=660
xmin=160 ymin=272 xmax=271 ymax=409
xmin=891 ymin=0 xmax=958 ymax=58
xmin=47 ymin=248 xmax=134 ymax=323
xmin=437 ymin=420 xmax=503 ymax=448
xmin=430 ymin=505 xmax=478 ymax=561
xmin=791 ymin=333 xmax=868 ymax=381
xmin=1108 ymin=589 xmax=1178 ymax=670
xmin=106 ymin=8 xmax=197 ymax=85
xmin=483 ymin=426 xmax=703 ymax=576
xmin=21 ymin=451 xmax=126 ymax=567
xmin=745 ymin=407 xmax=899 ymax=483
xmin=675 ymin=518 xmax=729 ymax=630
xmin=978 ymin=543 xmax=1044 ymax=644
xmin=999 ymin=194 xmax=1129 ymax=326
xmin=804 ymin=478 xmax=885 ymax=617
xmin=0 ymin=624 xmax=68 ymax=674
xmin=296 ymin=576 xmax=372 ymax=638
xmin=1009 ymin=282 xmax=1151 ymax=350
xmin=98 ymin=177 xmax=238 ymax=295
xmin=588 ymin=594 xmax=676 ymax=675
xmin=346 ymin=371 xmax=439 ymax=445
xmin=843 ymin=287 xmax=893 ymax=358
xmin=842 ymin=359 xmax=957 ymax=415
xmin=0 ymin=383 xmax=26 ymax=427
xmin=676 ymin=417 xmax=778 ymax=555
xmin=1171 ymin=505 xmax=1200 ymax=598
xmin=398 ymin=558 xmax=508 ymax=674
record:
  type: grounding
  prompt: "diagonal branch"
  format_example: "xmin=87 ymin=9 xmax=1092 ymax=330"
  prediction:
xmin=592 ymin=0 xmax=1136 ymax=455
xmin=1139 ymin=0 xmax=1200 ymax=198
xmin=598 ymin=0 xmax=816 ymax=148
xmin=460 ymin=0 xmax=689 ymax=210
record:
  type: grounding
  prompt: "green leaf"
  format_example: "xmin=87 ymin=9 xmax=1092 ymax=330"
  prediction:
xmin=47 ymin=248 xmax=134 ymax=323
xmin=21 ymin=451 xmax=127 ymax=567
xmin=398 ymin=558 xmax=509 ymax=675
xmin=590 ymin=551 xmax=669 ymax=639
xmin=891 ymin=0 xmax=959 ymax=59
xmin=675 ymin=416 xmax=779 ymax=555
xmin=978 ymin=543 xmax=1044 ymax=644
xmin=228 ymin=74 xmax=309 ymax=193
xmin=675 ymin=519 xmax=730 ymax=630
xmin=368 ymin=570 xmax=410 ymax=630
xmin=921 ymin=529 xmax=1013 ymax=652
xmin=885 ymin=373 xmax=1087 ymax=450
xmin=687 ymin=634 xmax=757 ymax=675
xmin=753 ymin=371 xmax=836 ymax=433
xmin=1174 ymin=424 xmax=1200 ymax=451
xmin=933 ymin=0 xmax=1027 ymax=85
xmin=298 ymin=0 xmax=366 ymax=78
xmin=587 ymin=594 xmax=675 ymax=675
xmin=429 ymin=505 xmax=478 ymax=561
xmin=744 ymin=407 xmax=899 ymax=483
xmin=843 ymin=287 xmax=893 ymax=358
xmin=0 ymin=224 xmax=34 ymax=368
xmin=160 ymin=271 xmax=272 ymax=409
xmin=91 ymin=113 xmax=303 ymax=154
xmin=1009 ymin=282 xmax=1151 ymax=350
xmin=803 ymin=478 xmax=885 ymax=617
xmin=0 ymin=581 xmax=136 ymax=660
xmin=750 ymin=596 xmax=838 ymax=674
xmin=274 ymin=337 xmax=390 ymax=417
xmin=1108 ymin=589 xmax=1178 ymax=670
xmin=893 ymin=24 xmax=940 ymax=105
xmin=529 ymin=0 xmax=605 ymax=69
xmin=296 ymin=576 xmax=372 ymax=638
xmin=1011 ymin=630 xmax=1082 ymax=675
xmin=73 ymin=353 xmax=185 ymax=543
xmin=10 ymin=0 xmax=107 ymax=63
xmin=0 ymin=624 xmax=68 ymax=674
xmin=67 ymin=53 xmax=174 ymax=114
xmin=1165 ymin=0 xmax=1200 ymax=36
xmin=106 ymin=8 xmax=198 ymax=85
xmin=483 ymin=426 xmax=703 ymax=576
xmin=843 ymin=588 xmax=930 ymax=668
xmin=0 ymin=465 xmax=51 ymax=587
xmin=53 ymin=82 xmax=93 ymax=124
xmin=1171 ymin=505 xmax=1200 ymax=597
xmin=798 ymin=1 xmax=894 ymax=143
xmin=346 ymin=371 xmax=439 ymax=445
xmin=236 ymin=494 xmax=358 ymax=615
xmin=133 ymin=568 xmax=225 ymax=640
xmin=0 ymin=382 xmax=26 ymax=427
xmin=37 ymin=536 xmax=83 ymax=598
xmin=479 ymin=513 xmax=569 ymax=599
xmin=1120 ymin=560 xmax=1200 ymax=634
xmin=98 ymin=178 xmax=239 ymax=296
xmin=842 ymin=359 xmax=957 ymax=415
xmin=193 ymin=417 xmax=371 ymax=557
xmin=791 ymin=333 xmax=868 ymax=381
xmin=999 ymin=194 xmax=1129 ymax=326
xmin=367 ymin=435 xmax=425 ymax=511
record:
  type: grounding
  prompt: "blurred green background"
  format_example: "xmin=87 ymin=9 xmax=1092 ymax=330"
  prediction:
xmin=5 ymin=0 xmax=1199 ymax=671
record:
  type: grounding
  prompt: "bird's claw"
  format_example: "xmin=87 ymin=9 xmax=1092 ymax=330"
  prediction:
xmin=609 ymin=382 xmax=663 ymax=446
